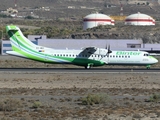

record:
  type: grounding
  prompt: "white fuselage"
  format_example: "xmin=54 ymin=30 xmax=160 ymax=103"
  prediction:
xmin=40 ymin=47 xmax=158 ymax=65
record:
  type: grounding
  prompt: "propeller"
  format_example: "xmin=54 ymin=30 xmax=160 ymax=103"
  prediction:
xmin=108 ymin=45 xmax=112 ymax=54
xmin=105 ymin=44 xmax=112 ymax=54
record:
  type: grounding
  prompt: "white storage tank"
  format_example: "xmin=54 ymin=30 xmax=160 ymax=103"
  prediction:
xmin=125 ymin=12 xmax=155 ymax=26
xmin=83 ymin=13 xmax=114 ymax=30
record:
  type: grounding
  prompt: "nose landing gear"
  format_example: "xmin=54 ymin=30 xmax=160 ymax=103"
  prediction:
xmin=146 ymin=65 xmax=151 ymax=69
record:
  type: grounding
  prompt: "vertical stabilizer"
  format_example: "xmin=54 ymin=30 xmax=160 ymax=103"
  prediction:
xmin=6 ymin=25 xmax=37 ymax=52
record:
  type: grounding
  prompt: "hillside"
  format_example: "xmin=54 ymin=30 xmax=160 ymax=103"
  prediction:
xmin=64 ymin=22 xmax=160 ymax=44
xmin=0 ymin=0 xmax=160 ymax=44
xmin=0 ymin=0 xmax=159 ymax=20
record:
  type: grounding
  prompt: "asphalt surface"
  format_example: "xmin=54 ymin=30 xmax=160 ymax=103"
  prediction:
xmin=0 ymin=68 xmax=160 ymax=73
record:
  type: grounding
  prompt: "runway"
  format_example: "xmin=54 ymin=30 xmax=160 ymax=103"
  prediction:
xmin=0 ymin=68 xmax=160 ymax=73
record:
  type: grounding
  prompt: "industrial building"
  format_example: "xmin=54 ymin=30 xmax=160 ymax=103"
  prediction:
xmin=1 ymin=35 xmax=160 ymax=55
xmin=125 ymin=12 xmax=155 ymax=26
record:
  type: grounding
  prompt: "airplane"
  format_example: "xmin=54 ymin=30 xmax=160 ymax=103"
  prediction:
xmin=6 ymin=25 xmax=158 ymax=69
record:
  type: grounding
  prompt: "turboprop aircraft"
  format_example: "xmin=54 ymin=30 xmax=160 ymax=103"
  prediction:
xmin=6 ymin=25 xmax=158 ymax=69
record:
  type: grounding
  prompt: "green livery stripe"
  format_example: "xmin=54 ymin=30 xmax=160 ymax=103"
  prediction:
xmin=11 ymin=45 xmax=46 ymax=62
xmin=7 ymin=26 xmax=33 ymax=47
xmin=8 ymin=30 xmax=32 ymax=48
xmin=8 ymin=30 xmax=46 ymax=56
xmin=15 ymin=30 xmax=32 ymax=47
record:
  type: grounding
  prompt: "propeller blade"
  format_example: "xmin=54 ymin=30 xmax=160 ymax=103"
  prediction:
xmin=107 ymin=45 xmax=112 ymax=54
xmin=105 ymin=44 xmax=108 ymax=49
xmin=108 ymin=45 xmax=110 ymax=50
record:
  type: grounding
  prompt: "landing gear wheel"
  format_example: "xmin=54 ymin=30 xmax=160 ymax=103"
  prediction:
xmin=146 ymin=65 xmax=151 ymax=69
xmin=85 ymin=63 xmax=93 ymax=69
xmin=87 ymin=65 xmax=91 ymax=69
xmin=85 ymin=65 xmax=91 ymax=69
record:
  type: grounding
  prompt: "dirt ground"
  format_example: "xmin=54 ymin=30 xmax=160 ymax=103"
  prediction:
xmin=0 ymin=72 xmax=160 ymax=120
xmin=0 ymin=56 xmax=160 ymax=120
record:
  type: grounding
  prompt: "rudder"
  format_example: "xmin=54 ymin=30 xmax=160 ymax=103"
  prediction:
xmin=6 ymin=25 xmax=37 ymax=52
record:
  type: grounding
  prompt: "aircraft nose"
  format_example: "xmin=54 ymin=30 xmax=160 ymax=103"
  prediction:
xmin=154 ymin=58 xmax=158 ymax=63
xmin=152 ymin=57 xmax=158 ymax=64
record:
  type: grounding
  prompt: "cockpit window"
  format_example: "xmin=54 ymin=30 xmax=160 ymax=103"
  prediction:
xmin=144 ymin=54 xmax=149 ymax=56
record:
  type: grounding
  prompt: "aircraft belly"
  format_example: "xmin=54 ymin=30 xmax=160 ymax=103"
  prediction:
xmin=72 ymin=58 xmax=104 ymax=66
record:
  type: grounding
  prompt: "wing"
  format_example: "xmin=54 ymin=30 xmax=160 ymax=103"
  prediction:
xmin=81 ymin=47 xmax=97 ymax=54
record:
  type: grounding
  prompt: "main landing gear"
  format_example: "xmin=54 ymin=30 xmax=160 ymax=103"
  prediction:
xmin=85 ymin=65 xmax=90 ymax=69
xmin=85 ymin=63 xmax=94 ymax=69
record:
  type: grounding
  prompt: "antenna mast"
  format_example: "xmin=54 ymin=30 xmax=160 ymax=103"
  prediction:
xmin=14 ymin=0 xmax=18 ymax=17
xmin=120 ymin=2 xmax=123 ymax=16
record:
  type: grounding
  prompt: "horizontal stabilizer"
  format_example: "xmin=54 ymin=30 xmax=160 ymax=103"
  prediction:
xmin=6 ymin=25 xmax=19 ymax=32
